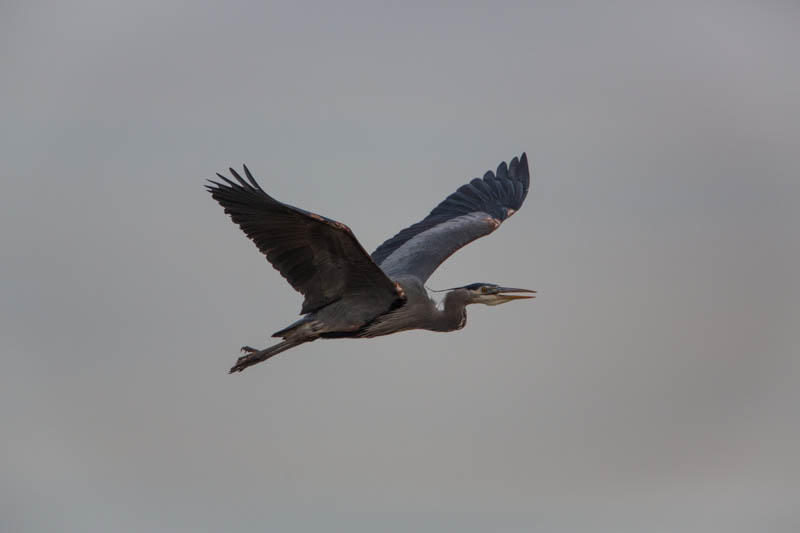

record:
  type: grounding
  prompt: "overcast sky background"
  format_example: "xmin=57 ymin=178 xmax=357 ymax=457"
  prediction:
xmin=2 ymin=1 xmax=799 ymax=532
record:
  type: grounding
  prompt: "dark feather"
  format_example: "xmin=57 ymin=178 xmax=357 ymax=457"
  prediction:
xmin=207 ymin=166 xmax=403 ymax=316
xmin=371 ymin=153 xmax=530 ymax=282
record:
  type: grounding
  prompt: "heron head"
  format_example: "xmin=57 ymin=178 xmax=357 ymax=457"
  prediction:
xmin=457 ymin=282 xmax=537 ymax=306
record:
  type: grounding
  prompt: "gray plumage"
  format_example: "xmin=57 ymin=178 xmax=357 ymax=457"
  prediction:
xmin=207 ymin=153 xmax=535 ymax=373
xmin=372 ymin=155 xmax=529 ymax=281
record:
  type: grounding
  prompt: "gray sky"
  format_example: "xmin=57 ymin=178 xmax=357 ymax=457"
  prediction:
xmin=3 ymin=1 xmax=799 ymax=532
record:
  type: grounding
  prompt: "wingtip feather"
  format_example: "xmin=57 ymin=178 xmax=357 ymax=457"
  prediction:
xmin=213 ymin=173 xmax=239 ymax=189
xmin=228 ymin=167 xmax=247 ymax=187
xmin=496 ymin=161 xmax=508 ymax=179
xmin=518 ymin=152 xmax=530 ymax=190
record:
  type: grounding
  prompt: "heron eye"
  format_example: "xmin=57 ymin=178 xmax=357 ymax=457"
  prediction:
xmin=481 ymin=286 xmax=489 ymax=293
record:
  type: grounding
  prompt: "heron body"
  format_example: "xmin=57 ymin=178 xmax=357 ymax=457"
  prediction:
xmin=207 ymin=154 xmax=534 ymax=373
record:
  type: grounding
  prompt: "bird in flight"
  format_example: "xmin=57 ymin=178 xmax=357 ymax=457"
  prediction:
xmin=207 ymin=153 xmax=535 ymax=373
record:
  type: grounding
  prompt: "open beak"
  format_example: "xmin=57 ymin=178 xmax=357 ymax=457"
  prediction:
xmin=496 ymin=287 xmax=537 ymax=302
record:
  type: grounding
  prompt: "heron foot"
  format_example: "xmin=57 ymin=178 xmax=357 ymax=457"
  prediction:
xmin=232 ymin=347 xmax=261 ymax=373
xmin=231 ymin=346 xmax=261 ymax=370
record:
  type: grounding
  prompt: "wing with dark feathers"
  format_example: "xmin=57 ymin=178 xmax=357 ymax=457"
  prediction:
xmin=371 ymin=153 xmax=530 ymax=282
xmin=207 ymin=166 xmax=403 ymax=316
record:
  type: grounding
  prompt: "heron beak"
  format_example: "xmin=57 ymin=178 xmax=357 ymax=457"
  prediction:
xmin=495 ymin=287 xmax=537 ymax=302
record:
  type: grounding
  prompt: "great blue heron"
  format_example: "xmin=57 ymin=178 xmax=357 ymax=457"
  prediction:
xmin=207 ymin=153 xmax=535 ymax=373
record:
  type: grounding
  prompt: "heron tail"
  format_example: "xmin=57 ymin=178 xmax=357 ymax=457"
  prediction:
xmin=228 ymin=340 xmax=304 ymax=373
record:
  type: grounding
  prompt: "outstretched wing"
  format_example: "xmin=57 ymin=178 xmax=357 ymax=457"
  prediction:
xmin=207 ymin=166 xmax=403 ymax=315
xmin=372 ymin=153 xmax=530 ymax=282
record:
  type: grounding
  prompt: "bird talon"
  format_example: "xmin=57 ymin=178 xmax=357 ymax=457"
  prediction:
xmin=240 ymin=346 xmax=257 ymax=353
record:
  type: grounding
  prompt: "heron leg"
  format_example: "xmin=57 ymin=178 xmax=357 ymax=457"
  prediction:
xmin=229 ymin=340 xmax=304 ymax=373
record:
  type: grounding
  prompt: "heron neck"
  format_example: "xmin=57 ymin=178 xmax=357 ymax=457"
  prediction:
xmin=431 ymin=290 xmax=469 ymax=332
